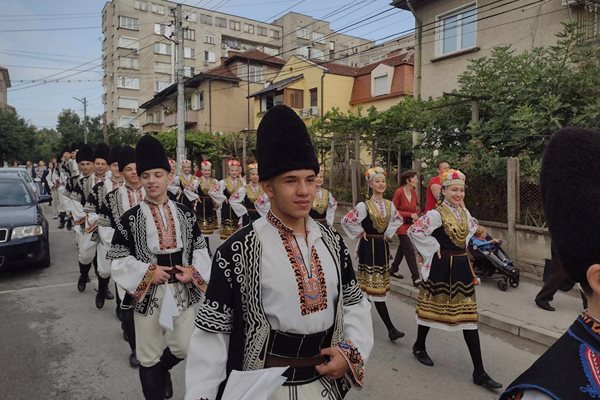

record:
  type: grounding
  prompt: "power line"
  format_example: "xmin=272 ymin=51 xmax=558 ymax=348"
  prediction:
xmin=0 ymin=26 xmax=101 ymax=32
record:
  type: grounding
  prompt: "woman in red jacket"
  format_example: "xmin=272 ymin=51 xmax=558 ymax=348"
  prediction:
xmin=390 ymin=170 xmax=422 ymax=286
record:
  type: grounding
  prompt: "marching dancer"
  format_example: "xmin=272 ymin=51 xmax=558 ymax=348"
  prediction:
xmin=175 ymin=159 xmax=200 ymax=212
xmin=108 ymin=135 xmax=210 ymax=400
xmin=195 ymin=160 xmax=219 ymax=235
xmin=186 ymin=105 xmax=373 ymax=400
xmin=310 ymin=168 xmax=337 ymax=227
xmin=214 ymin=159 xmax=247 ymax=239
xmin=61 ymin=144 xmax=80 ymax=230
xmin=241 ymin=162 xmax=269 ymax=224
xmin=408 ymin=169 xmax=502 ymax=390
xmin=341 ymin=167 xmax=405 ymax=342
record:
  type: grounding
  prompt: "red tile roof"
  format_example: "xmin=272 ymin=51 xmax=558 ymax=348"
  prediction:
xmin=320 ymin=62 xmax=360 ymax=77
xmin=350 ymin=58 xmax=414 ymax=105
xmin=224 ymin=49 xmax=286 ymax=66
xmin=205 ymin=63 xmax=238 ymax=79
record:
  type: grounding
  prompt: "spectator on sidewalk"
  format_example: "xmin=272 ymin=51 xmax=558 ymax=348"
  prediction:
xmin=501 ymin=127 xmax=600 ymax=400
xmin=390 ymin=170 xmax=422 ymax=286
xmin=534 ymin=244 xmax=575 ymax=312
xmin=424 ymin=160 xmax=450 ymax=212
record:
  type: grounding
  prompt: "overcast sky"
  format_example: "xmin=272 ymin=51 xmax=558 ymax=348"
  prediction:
xmin=2 ymin=0 xmax=414 ymax=129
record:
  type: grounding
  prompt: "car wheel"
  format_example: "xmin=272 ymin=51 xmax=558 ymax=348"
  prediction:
xmin=35 ymin=246 xmax=51 ymax=269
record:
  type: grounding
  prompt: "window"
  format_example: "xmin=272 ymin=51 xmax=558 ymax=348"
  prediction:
xmin=242 ymin=64 xmax=264 ymax=83
xmin=373 ymin=75 xmax=388 ymax=96
xmin=310 ymin=88 xmax=318 ymax=107
xmin=243 ymin=24 xmax=254 ymax=34
xmin=119 ymin=16 xmax=139 ymax=30
xmin=184 ymin=47 xmax=195 ymax=59
xmin=296 ymin=46 xmax=309 ymax=58
xmin=286 ymin=89 xmax=303 ymax=109
xmin=311 ymin=48 xmax=324 ymax=60
xmin=204 ymin=34 xmax=215 ymax=44
xmin=119 ymin=57 xmax=139 ymax=69
xmin=437 ymin=4 xmax=476 ymax=56
xmin=194 ymin=91 xmax=204 ymax=110
xmin=312 ymin=32 xmax=325 ymax=44
xmin=118 ymin=117 xmax=139 ymax=128
xmin=184 ymin=28 xmax=195 ymax=41
xmin=154 ymin=42 xmax=171 ymax=55
xmin=257 ymin=26 xmax=267 ymax=36
xmin=230 ymin=20 xmax=241 ymax=31
xmin=329 ymin=41 xmax=335 ymax=51
xmin=118 ymin=36 xmax=139 ymax=50
xmin=204 ymin=50 xmax=216 ymax=63
xmin=184 ymin=11 xmax=197 ymax=22
xmin=154 ymin=80 xmax=170 ymax=92
xmin=154 ymin=61 xmax=170 ymax=74
xmin=184 ymin=66 xmax=195 ymax=77
xmin=261 ymin=92 xmax=283 ymax=112
xmin=118 ymin=97 xmax=139 ymax=109
xmin=185 ymin=96 xmax=192 ymax=111
xmin=215 ymin=17 xmax=226 ymax=28
xmin=200 ymin=14 xmax=212 ymax=25
xmin=154 ymin=23 xmax=171 ymax=36
xmin=270 ymin=29 xmax=280 ymax=39
xmin=296 ymin=27 xmax=310 ymax=39
xmin=134 ymin=0 xmax=147 ymax=11
xmin=151 ymin=3 xmax=165 ymax=14
xmin=147 ymin=113 xmax=155 ymax=124
xmin=117 ymin=76 xmax=140 ymax=89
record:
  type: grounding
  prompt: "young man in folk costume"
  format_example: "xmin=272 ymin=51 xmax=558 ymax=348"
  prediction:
xmin=310 ymin=168 xmax=337 ymax=227
xmin=108 ymin=135 xmax=211 ymax=400
xmin=500 ymin=128 xmax=600 ymax=400
xmin=174 ymin=159 xmax=200 ymax=212
xmin=408 ymin=169 xmax=502 ymax=390
xmin=213 ymin=159 xmax=247 ymax=239
xmin=70 ymin=143 xmax=109 ymax=293
xmin=195 ymin=160 xmax=219 ymax=235
xmin=241 ymin=162 xmax=270 ymax=225
xmin=99 ymin=146 xmax=145 ymax=368
xmin=57 ymin=146 xmax=73 ymax=229
xmin=85 ymin=145 xmax=123 ymax=308
xmin=341 ymin=167 xmax=405 ymax=342
xmin=185 ymin=105 xmax=373 ymax=400
xmin=61 ymin=143 xmax=80 ymax=230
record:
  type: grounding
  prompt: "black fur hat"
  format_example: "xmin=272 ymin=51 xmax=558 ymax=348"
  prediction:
xmin=94 ymin=143 xmax=110 ymax=162
xmin=76 ymin=144 xmax=94 ymax=163
xmin=541 ymin=127 xmax=600 ymax=285
xmin=256 ymin=105 xmax=319 ymax=181
xmin=70 ymin=142 xmax=80 ymax=152
xmin=118 ymin=146 xmax=136 ymax=172
xmin=109 ymin=145 xmax=122 ymax=164
xmin=61 ymin=146 xmax=70 ymax=155
xmin=135 ymin=135 xmax=170 ymax=175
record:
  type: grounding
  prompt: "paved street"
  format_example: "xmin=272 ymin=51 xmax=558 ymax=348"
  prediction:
xmin=0 ymin=207 xmax=551 ymax=400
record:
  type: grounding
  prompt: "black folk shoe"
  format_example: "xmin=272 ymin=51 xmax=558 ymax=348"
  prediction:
xmin=473 ymin=372 xmax=503 ymax=390
xmin=413 ymin=346 xmax=434 ymax=366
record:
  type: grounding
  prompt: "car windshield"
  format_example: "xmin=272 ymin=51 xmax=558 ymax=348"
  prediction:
xmin=0 ymin=181 xmax=33 ymax=206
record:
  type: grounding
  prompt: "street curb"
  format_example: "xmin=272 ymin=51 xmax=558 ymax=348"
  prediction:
xmin=389 ymin=280 xmax=561 ymax=348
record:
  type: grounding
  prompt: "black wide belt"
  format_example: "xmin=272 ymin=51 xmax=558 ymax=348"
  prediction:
xmin=155 ymin=251 xmax=184 ymax=283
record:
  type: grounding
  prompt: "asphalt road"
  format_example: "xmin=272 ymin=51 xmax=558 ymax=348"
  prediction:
xmin=0 ymin=209 xmax=548 ymax=400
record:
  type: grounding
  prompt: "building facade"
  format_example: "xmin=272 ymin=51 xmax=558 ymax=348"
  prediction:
xmin=0 ymin=66 xmax=11 ymax=110
xmin=392 ymin=0 xmax=594 ymax=99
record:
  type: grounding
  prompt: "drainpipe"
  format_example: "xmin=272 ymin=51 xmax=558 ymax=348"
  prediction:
xmin=208 ymin=78 xmax=212 ymax=133
xmin=406 ymin=0 xmax=422 ymax=101
xmin=320 ymin=71 xmax=326 ymax=117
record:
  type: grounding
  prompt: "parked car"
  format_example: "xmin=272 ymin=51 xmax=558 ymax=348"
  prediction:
xmin=0 ymin=174 xmax=51 ymax=269
xmin=0 ymin=167 xmax=38 ymax=197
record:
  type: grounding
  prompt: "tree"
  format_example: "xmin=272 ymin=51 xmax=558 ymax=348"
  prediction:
xmin=56 ymin=109 xmax=84 ymax=148
xmin=0 ymin=108 xmax=37 ymax=165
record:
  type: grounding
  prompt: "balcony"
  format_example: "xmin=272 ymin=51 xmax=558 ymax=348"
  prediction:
xmin=164 ymin=111 xmax=197 ymax=128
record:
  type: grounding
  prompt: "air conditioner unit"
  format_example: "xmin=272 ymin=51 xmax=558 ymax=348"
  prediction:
xmin=561 ymin=0 xmax=583 ymax=5
xmin=309 ymin=106 xmax=319 ymax=116
xmin=131 ymin=108 xmax=138 ymax=113
xmin=300 ymin=108 xmax=310 ymax=118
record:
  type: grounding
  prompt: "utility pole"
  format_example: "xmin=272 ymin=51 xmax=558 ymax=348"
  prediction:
xmin=175 ymin=4 xmax=185 ymax=173
xmin=73 ymin=97 xmax=88 ymax=143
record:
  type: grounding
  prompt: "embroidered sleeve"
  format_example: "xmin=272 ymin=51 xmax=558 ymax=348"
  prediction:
xmin=385 ymin=202 xmax=403 ymax=240
xmin=340 ymin=202 xmax=367 ymax=240
xmin=132 ymin=264 xmax=156 ymax=301
xmin=336 ymin=340 xmax=365 ymax=387
xmin=180 ymin=265 xmax=208 ymax=292
xmin=407 ymin=210 xmax=443 ymax=281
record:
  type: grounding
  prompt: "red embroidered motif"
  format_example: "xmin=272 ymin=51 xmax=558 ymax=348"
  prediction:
xmin=147 ymin=201 xmax=177 ymax=251
xmin=342 ymin=208 xmax=359 ymax=224
xmin=134 ymin=264 xmax=156 ymax=301
xmin=126 ymin=187 xmax=143 ymax=208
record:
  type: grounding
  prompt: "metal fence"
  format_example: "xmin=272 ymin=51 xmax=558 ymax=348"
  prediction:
xmin=465 ymin=173 xmax=508 ymax=223
xmin=519 ymin=179 xmax=545 ymax=227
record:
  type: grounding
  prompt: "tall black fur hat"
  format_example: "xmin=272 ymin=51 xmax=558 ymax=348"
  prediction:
xmin=256 ymin=105 xmax=319 ymax=181
xmin=61 ymin=146 xmax=70 ymax=155
xmin=108 ymin=145 xmax=122 ymax=164
xmin=76 ymin=144 xmax=94 ymax=163
xmin=135 ymin=135 xmax=170 ymax=175
xmin=541 ymin=127 xmax=600 ymax=285
xmin=70 ymin=142 xmax=80 ymax=152
xmin=94 ymin=143 xmax=110 ymax=162
xmin=118 ymin=146 xmax=136 ymax=172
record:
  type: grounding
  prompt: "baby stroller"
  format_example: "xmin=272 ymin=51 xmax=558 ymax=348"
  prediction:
xmin=468 ymin=236 xmax=520 ymax=291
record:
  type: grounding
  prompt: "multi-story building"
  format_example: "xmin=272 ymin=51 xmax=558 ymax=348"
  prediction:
xmin=102 ymin=0 xmax=284 ymax=128
xmin=391 ymin=0 xmax=596 ymax=99
xmin=0 ymin=66 xmax=12 ymax=110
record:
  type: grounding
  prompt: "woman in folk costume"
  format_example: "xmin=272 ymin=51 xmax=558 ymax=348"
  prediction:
xmin=166 ymin=159 xmax=181 ymax=202
xmin=213 ymin=159 xmax=247 ymax=240
xmin=341 ymin=167 xmax=405 ymax=342
xmin=175 ymin=159 xmax=200 ymax=211
xmin=408 ymin=169 xmax=502 ymax=391
xmin=241 ymin=162 xmax=270 ymax=225
xmin=310 ymin=168 xmax=337 ymax=227
xmin=196 ymin=160 xmax=219 ymax=235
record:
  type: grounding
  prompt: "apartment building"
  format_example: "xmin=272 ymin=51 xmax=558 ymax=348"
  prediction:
xmin=0 ymin=66 xmax=11 ymax=110
xmin=391 ymin=0 xmax=595 ymax=99
xmin=102 ymin=0 xmax=283 ymax=128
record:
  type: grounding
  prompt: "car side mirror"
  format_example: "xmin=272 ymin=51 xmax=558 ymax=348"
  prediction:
xmin=38 ymin=195 xmax=52 ymax=204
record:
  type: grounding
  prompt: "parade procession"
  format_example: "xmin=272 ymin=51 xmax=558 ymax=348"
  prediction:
xmin=5 ymin=1 xmax=600 ymax=399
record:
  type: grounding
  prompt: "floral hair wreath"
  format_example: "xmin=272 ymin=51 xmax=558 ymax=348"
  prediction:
xmin=227 ymin=159 xmax=241 ymax=168
xmin=365 ymin=166 xmax=386 ymax=182
xmin=441 ymin=169 xmax=466 ymax=187
xmin=200 ymin=160 xmax=212 ymax=169
xmin=247 ymin=162 xmax=258 ymax=172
